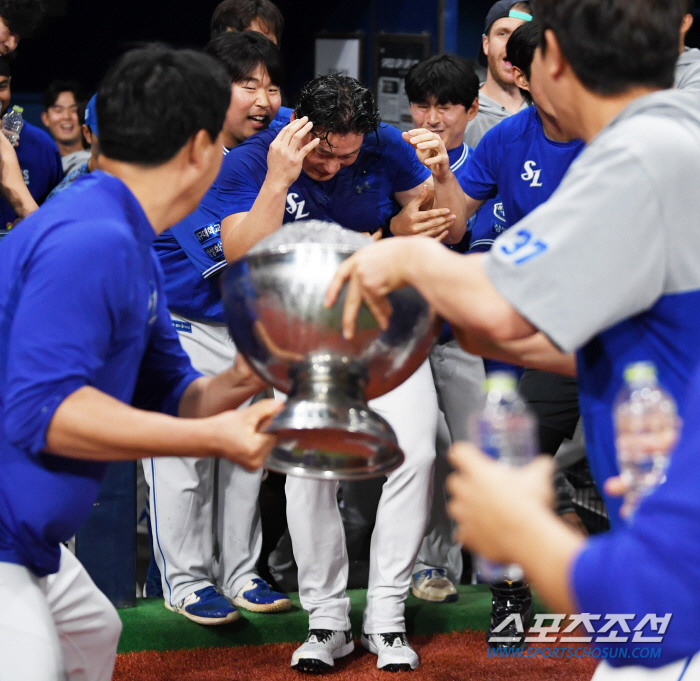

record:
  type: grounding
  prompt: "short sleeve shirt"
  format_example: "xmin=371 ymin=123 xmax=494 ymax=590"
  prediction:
xmin=482 ymin=90 xmax=700 ymax=524
xmin=217 ymin=122 xmax=431 ymax=233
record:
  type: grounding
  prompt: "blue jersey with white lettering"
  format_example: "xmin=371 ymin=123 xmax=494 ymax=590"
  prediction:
xmin=0 ymin=171 xmax=200 ymax=577
xmin=461 ymin=106 xmax=584 ymax=229
xmin=0 ymin=122 xmax=63 ymax=226
xmin=217 ymin=121 xmax=431 ymax=233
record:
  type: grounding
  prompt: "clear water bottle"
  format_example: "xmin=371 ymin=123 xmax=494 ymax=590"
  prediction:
xmin=2 ymin=105 xmax=23 ymax=145
xmin=614 ymin=362 xmax=677 ymax=517
xmin=469 ymin=372 xmax=538 ymax=582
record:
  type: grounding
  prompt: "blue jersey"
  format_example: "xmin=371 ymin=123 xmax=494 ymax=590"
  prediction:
xmin=0 ymin=121 xmax=63 ymax=225
xmin=574 ymin=360 xmax=700 ymax=668
xmin=46 ymin=161 xmax=90 ymax=201
xmin=462 ymin=106 xmax=584 ymax=229
xmin=274 ymin=106 xmax=293 ymax=124
xmin=0 ymin=171 xmax=200 ymax=577
xmin=218 ymin=122 xmax=431 ymax=234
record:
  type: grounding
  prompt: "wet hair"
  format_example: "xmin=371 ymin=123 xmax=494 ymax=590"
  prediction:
xmin=43 ymin=79 xmax=86 ymax=111
xmin=294 ymin=74 xmax=381 ymax=145
xmin=506 ymin=20 xmax=540 ymax=104
xmin=533 ymin=0 xmax=686 ymax=94
xmin=97 ymin=45 xmax=231 ymax=166
xmin=204 ymin=30 xmax=283 ymax=87
xmin=0 ymin=0 xmax=45 ymax=38
xmin=211 ymin=0 xmax=283 ymax=44
xmin=404 ymin=54 xmax=479 ymax=109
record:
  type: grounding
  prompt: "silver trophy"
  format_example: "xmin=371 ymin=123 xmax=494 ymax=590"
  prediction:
xmin=221 ymin=220 xmax=440 ymax=480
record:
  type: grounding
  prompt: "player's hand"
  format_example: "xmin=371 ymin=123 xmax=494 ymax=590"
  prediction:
xmin=266 ymin=116 xmax=321 ymax=191
xmin=324 ymin=237 xmax=419 ymax=340
xmin=0 ymin=131 xmax=38 ymax=218
xmin=446 ymin=442 xmax=555 ymax=563
xmin=229 ymin=354 xmax=266 ymax=394
xmin=403 ymin=128 xmax=451 ymax=182
xmin=214 ymin=399 xmax=283 ymax=470
xmin=390 ymin=184 xmax=455 ymax=238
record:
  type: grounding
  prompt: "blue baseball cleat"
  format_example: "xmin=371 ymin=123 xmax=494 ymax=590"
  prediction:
xmin=165 ymin=585 xmax=239 ymax=625
xmin=234 ymin=578 xmax=292 ymax=613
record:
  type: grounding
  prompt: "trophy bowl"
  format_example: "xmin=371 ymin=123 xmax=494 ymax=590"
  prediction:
xmin=221 ymin=220 xmax=440 ymax=480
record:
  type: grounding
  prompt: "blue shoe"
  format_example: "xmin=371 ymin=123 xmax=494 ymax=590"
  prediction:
xmin=165 ymin=586 xmax=239 ymax=625
xmin=234 ymin=578 xmax=292 ymax=613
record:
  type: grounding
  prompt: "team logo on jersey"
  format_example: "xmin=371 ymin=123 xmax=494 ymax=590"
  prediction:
xmin=204 ymin=242 xmax=224 ymax=261
xmin=521 ymin=161 xmax=544 ymax=187
xmin=22 ymin=169 xmax=29 ymax=186
xmin=286 ymin=192 xmax=310 ymax=220
xmin=355 ymin=181 xmax=370 ymax=194
xmin=493 ymin=202 xmax=506 ymax=223
xmin=194 ymin=222 xmax=221 ymax=244
xmin=147 ymin=280 xmax=158 ymax=325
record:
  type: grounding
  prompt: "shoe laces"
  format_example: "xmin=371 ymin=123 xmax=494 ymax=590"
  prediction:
xmin=307 ymin=629 xmax=335 ymax=644
xmin=380 ymin=633 xmax=409 ymax=648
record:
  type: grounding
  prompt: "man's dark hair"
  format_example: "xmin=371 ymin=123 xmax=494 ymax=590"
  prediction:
xmin=43 ymin=79 xmax=86 ymax=111
xmin=97 ymin=45 xmax=231 ymax=166
xmin=506 ymin=20 xmax=539 ymax=104
xmin=404 ymin=54 xmax=479 ymax=109
xmin=204 ymin=30 xmax=283 ymax=87
xmin=294 ymin=74 xmax=381 ymax=145
xmin=211 ymin=0 xmax=283 ymax=44
xmin=533 ymin=0 xmax=687 ymax=94
xmin=0 ymin=0 xmax=45 ymax=38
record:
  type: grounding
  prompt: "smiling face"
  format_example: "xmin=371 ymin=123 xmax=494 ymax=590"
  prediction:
xmin=300 ymin=130 xmax=364 ymax=181
xmin=484 ymin=16 xmax=528 ymax=87
xmin=223 ymin=64 xmax=281 ymax=147
xmin=410 ymin=97 xmax=478 ymax=150
xmin=0 ymin=16 xmax=18 ymax=55
xmin=42 ymin=91 xmax=82 ymax=147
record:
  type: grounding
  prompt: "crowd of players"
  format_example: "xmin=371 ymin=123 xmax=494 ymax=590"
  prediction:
xmin=1 ymin=0 xmax=700 ymax=680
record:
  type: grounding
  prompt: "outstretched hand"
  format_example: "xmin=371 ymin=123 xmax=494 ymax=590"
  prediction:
xmin=403 ymin=128 xmax=451 ymax=181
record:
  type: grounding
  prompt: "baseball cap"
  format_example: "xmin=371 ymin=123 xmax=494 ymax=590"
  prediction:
xmin=84 ymin=94 xmax=98 ymax=138
xmin=484 ymin=0 xmax=532 ymax=34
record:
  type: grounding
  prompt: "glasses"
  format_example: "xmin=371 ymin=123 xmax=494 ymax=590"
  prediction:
xmin=48 ymin=105 xmax=79 ymax=116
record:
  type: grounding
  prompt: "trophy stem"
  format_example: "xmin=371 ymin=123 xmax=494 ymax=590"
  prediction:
xmin=263 ymin=353 xmax=404 ymax=480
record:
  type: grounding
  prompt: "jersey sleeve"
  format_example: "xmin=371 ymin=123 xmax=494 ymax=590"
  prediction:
xmin=217 ymin=134 xmax=272 ymax=219
xmin=130 ymin=263 xmax=202 ymax=416
xmin=459 ymin=125 xmax=501 ymax=201
xmin=572 ymin=364 xmax=700 ymax=667
xmin=481 ymin=139 xmax=666 ymax=353
xmin=381 ymin=125 xmax=431 ymax=193
xmin=2 ymin=223 xmax=134 ymax=455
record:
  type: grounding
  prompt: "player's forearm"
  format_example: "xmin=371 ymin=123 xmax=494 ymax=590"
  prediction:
xmin=401 ymin=239 xmax=536 ymax=341
xmin=432 ymin=171 xmax=469 ymax=244
xmin=46 ymin=386 xmax=222 ymax=461
xmin=0 ymin=178 xmax=38 ymax=220
xmin=454 ymin=329 xmax=578 ymax=376
xmin=178 ymin=369 xmax=262 ymax=418
xmin=510 ymin=507 xmax=586 ymax=614
xmin=221 ymin=181 xmax=288 ymax=261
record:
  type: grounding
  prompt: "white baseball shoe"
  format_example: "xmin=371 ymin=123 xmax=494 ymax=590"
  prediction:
xmin=291 ymin=629 xmax=354 ymax=673
xmin=361 ymin=632 xmax=419 ymax=671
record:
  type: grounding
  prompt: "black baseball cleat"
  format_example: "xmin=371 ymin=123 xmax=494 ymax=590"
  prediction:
xmin=486 ymin=580 xmax=533 ymax=650
xmin=291 ymin=629 xmax=354 ymax=673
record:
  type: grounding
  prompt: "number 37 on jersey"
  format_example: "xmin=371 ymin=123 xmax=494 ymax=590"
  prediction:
xmin=498 ymin=228 xmax=548 ymax=266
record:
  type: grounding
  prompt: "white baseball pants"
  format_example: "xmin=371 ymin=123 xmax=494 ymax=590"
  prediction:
xmin=143 ymin=313 xmax=262 ymax=605
xmin=0 ymin=546 xmax=122 ymax=681
xmin=286 ymin=359 xmax=439 ymax=634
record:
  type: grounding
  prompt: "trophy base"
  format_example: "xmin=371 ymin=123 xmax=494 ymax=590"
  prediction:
xmin=263 ymin=353 xmax=405 ymax=480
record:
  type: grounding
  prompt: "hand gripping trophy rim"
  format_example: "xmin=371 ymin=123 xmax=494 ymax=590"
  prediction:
xmin=221 ymin=220 xmax=441 ymax=480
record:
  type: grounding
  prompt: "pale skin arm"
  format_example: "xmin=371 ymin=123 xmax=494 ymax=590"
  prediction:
xmin=0 ymin=131 xmax=38 ymax=222
xmin=221 ymin=117 xmax=320 ymax=262
xmin=447 ymin=443 xmax=586 ymax=614
xmin=46 ymin=358 xmax=283 ymax=471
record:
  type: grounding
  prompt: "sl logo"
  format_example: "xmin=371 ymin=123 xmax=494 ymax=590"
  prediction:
xmin=521 ymin=161 xmax=543 ymax=187
xmin=286 ymin=192 xmax=310 ymax=220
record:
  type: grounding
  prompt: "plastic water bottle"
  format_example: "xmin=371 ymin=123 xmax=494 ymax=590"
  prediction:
xmin=614 ymin=362 xmax=677 ymax=517
xmin=469 ymin=372 xmax=538 ymax=582
xmin=2 ymin=105 xmax=23 ymax=145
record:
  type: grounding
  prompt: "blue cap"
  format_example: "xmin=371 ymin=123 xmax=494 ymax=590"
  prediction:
xmin=84 ymin=94 xmax=98 ymax=139
xmin=484 ymin=0 xmax=532 ymax=33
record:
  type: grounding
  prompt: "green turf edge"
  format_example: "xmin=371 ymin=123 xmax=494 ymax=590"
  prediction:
xmin=117 ymin=586 xmax=547 ymax=654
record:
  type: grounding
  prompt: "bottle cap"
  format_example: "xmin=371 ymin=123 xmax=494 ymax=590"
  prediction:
xmin=624 ymin=361 xmax=657 ymax=385
xmin=11 ymin=105 xmax=23 ymax=114
xmin=484 ymin=371 xmax=517 ymax=394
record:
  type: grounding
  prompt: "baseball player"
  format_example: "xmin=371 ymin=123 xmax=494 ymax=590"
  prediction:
xmin=0 ymin=46 xmax=281 ymax=681
xmin=147 ymin=30 xmax=292 ymax=626
xmin=327 ymin=0 xmax=700 ymax=536
xmin=216 ymin=74 xmax=468 ymax=672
